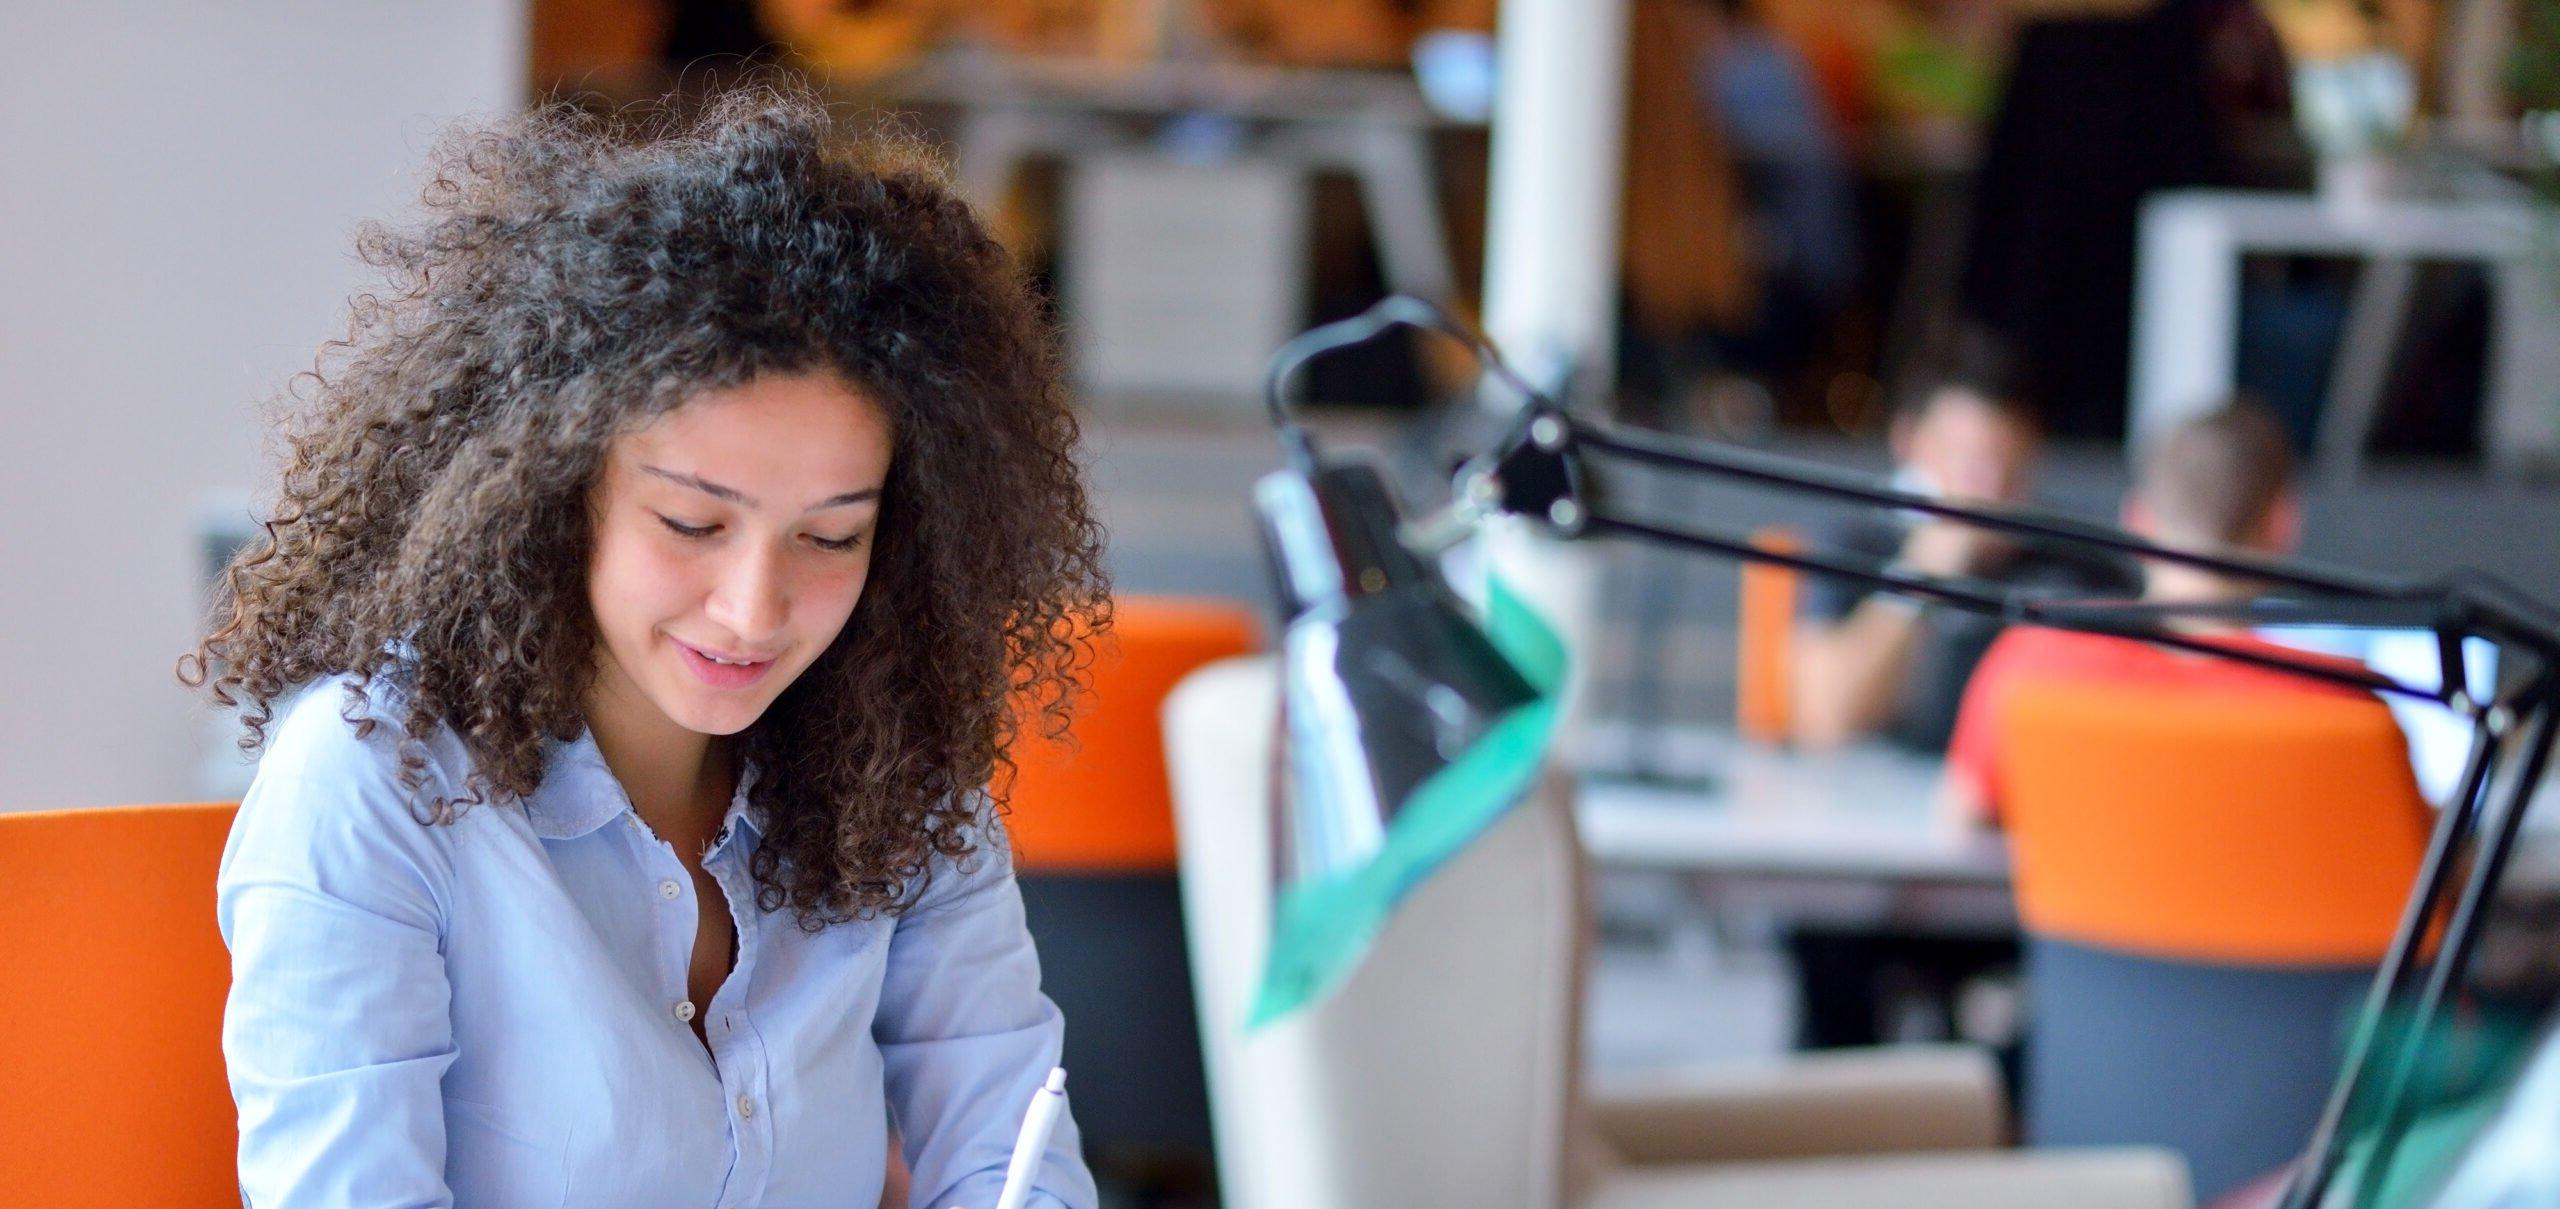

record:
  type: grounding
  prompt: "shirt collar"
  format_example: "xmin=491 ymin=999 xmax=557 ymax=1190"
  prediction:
xmin=725 ymin=764 xmax=765 ymax=841
xmin=528 ymin=729 xmax=763 ymax=842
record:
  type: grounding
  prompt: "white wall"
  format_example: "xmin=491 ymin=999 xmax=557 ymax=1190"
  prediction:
xmin=0 ymin=2 xmax=525 ymax=808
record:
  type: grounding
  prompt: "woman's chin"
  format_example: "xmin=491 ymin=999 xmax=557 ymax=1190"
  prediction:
xmin=675 ymin=701 xmax=765 ymax=737
xmin=647 ymin=685 xmax=771 ymax=738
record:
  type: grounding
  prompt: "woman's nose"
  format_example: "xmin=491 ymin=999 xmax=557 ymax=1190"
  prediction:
xmin=704 ymin=545 xmax=788 ymax=642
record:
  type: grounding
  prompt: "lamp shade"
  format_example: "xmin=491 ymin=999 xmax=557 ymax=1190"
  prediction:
xmin=1248 ymin=455 xmax=1564 ymax=1025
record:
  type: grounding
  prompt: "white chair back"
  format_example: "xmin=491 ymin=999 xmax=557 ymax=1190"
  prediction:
xmin=1163 ymin=655 xmax=1587 ymax=1209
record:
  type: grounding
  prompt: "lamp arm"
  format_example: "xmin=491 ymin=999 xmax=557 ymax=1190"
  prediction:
xmin=1566 ymin=507 xmax=2420 ymax=702
xmin=1569 ymin=414 xmax=2407 ymax=599
xmin=1464 ymin=400 xmax=2560 ymax=711
xmin=2340 ymin=704 xmax=2560 ymax=1209
xmin=1264 ymin=294 xmax=1548 ymax=475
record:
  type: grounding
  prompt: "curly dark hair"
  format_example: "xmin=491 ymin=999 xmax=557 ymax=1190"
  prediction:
xmin=180 ymin=81 xmax=1110 ymax=927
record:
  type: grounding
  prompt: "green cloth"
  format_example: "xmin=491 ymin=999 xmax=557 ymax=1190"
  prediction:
xmin=1248 ymin=577 xmax=1567 ymax=1029
xmin=2321 ymin=1004 xmax=2542 ymax=1206
xmin=2328 ymin=1096 xmax=2505 ymax=1208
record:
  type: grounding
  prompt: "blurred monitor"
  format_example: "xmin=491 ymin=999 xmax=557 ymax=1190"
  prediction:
xmin=2255 ymin=626 xmax=2500 ymax=805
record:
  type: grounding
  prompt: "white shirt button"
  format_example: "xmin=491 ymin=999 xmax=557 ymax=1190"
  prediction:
xmin=736 ymin=1094 xmax=756 ymax=1119
xmin=657 ymin=879 xmax=681 ymax=900
xmin=626 ymin=814 xmax=645 ymax=832
xmin=674 ymin=1000 xmax=696 ymax=1023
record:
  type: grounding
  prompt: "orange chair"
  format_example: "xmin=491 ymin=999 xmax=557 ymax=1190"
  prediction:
xmin=1735 ymin=528 xmax=1802 ymax=744
xmin=0 ymin=802 xmax=240 ymax=1207
xmin=999 ymin=594 xmax=1261 ymax=1177
xmin=1003 ymin=595 xmax=1262 ymax=871
xmin=2000 ymin=680 xmax=2429 ymax=966
xmin=1997 ymin=678 xmax=2430 ymax=1199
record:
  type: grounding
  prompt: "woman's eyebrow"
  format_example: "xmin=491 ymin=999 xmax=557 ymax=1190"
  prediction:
xmin=642 ymin=465 xmax=751 ymax=505
xmin=809 ymin=488 xmax=882 ymax=510
xmin=640 ymin=464 xmax=880 ymax=512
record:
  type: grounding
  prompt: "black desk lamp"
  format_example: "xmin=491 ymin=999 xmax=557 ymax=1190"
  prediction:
xmin=1250 ymin=295 xmax=2560 ymax=1208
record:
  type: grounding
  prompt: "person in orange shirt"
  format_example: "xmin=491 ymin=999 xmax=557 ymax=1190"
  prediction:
xmin=1940 ymin=399 xmax=2371 ymax=824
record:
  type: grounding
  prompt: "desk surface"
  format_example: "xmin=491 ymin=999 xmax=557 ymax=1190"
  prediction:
xmin=1572 ymin=724 xmax=2009 ymax=884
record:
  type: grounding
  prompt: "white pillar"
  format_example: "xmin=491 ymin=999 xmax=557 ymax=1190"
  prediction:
xmin=1476 ymin=0 xmax=1631 ymax=753
xmin=1480 ymin=0 xmax=1631 ymax=403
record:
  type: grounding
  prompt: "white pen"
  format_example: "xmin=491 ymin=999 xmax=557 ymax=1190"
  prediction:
xmin=983 ymin=1066 xmax=1068 ymax=1209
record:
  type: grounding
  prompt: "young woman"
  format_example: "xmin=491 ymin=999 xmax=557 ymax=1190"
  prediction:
xmin=185 ymin=84 xmax=1108 ymax=1208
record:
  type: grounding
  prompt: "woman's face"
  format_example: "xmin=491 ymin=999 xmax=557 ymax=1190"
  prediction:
xmin=585 ymin=370 xmax=893 ymax=741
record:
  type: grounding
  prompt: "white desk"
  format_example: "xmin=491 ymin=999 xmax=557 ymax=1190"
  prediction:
xmin=2128 ymin=186 xmax=2560 ymax=480
xmin=1572 ymin=724 xmax=2007 ymax=886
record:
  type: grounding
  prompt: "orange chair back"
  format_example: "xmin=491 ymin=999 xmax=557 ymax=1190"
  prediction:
xmin=1999 ymin=679 xmax=2429 ymax=965
xmin=0 ymin=802 xmax=240 ymax=1205
xmin=1736 ymin=528 xmax=1801 ymax=744
xmin=1005 ymin=596 xmax=1261 ymax=873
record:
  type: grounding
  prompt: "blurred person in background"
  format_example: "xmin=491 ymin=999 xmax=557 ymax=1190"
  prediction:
xmin=188 ymin=83 xmax=1103 ymax=1208
xmin=1697 ymin=0 xmax=1862 ymax=381
xmin=1941 ymin=399 xmax=2344 ymax=824
xmin=1616 ymin=0 xmax=1858 ymax=431
xmin=1784 ymin=348 xmax=2130 ymax=1053
xmin=1957 ymin=0 xmax=2293 ymax=439
xmin=1790 ymin=347 xmax=2136 ymax=751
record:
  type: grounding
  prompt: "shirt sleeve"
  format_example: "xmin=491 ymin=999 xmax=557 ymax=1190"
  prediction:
xmin=876 ymin=819 xmax=1098 ymax=1209
xmin=1944 ymin=630 xmax=2022 ymax=825
xmin=218 ymin=695 xmax=460 ymax=1208
xmin=1795 ymin=516 xmax=1903 ymax=625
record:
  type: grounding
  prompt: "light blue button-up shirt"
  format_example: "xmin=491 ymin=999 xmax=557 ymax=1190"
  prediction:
xmin=218 ymin=673 xmax=1096 ymax=1208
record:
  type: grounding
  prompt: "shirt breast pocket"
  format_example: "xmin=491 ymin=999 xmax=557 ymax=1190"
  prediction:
xmin=444 ymin=1095 xmax=567 ymax=1209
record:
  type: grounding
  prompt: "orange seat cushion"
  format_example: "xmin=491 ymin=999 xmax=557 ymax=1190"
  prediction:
xmin=2000 ymin=680 xmax=2429 ymax=965
xmin=1005 ymin=596 xmax=1262 ymax=872
xmin=0 ymin=803 xmax=239 ymax=1206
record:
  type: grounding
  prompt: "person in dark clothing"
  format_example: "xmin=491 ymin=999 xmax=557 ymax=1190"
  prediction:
xmin=1958 ymin=0 xmax=2294 ymax=439
xmin=1790 ymin=374 xmax=2136 ymax=752
xmin=1783 ymin=367 xmax=2132 ymax=1063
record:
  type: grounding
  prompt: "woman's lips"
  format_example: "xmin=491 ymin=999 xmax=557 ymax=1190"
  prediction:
xmin=673 ymin=639 xmax=776 ymax=690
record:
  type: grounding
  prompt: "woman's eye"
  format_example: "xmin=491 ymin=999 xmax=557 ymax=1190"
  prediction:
xmin=657 ymin=515 xmax=719 ymax=539
xmin=809 ymin=533 xmax=864 ymax=553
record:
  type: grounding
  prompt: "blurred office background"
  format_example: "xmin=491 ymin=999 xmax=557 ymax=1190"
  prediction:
xmin=13 ymin=0 xmax=2560 ymax=809
xmin=8 ymin=1 xmax=2560 ymax=1206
